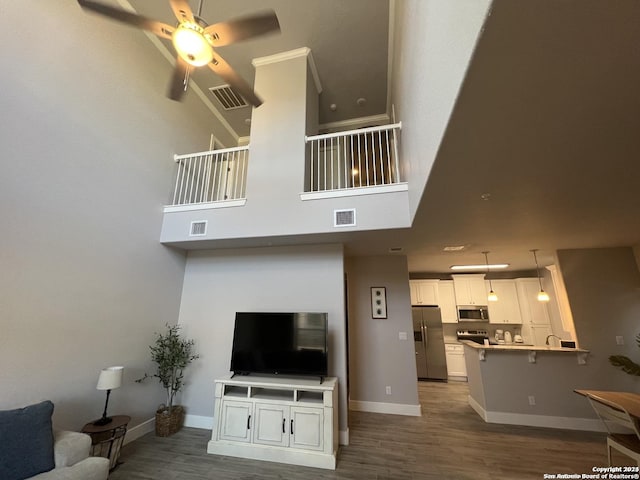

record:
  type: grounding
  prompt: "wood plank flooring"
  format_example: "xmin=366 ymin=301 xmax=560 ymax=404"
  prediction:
xmin=109 ymin=381 xmax=614 ymax=479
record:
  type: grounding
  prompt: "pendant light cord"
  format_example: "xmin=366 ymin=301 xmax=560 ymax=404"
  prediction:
xmin=531 ymin=249 xmax=544 ymax=290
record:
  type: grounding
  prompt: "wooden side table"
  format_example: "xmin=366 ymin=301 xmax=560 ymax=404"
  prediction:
xmin=82 ymin=415 xmax=131 ymax=471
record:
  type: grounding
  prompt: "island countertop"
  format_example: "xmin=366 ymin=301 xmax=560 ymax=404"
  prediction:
xmin=460 ymin=340 xmax=589 ymax=353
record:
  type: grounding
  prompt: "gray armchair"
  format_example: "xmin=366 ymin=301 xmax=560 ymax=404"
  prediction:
xmin=29 ymin=430 xmax=109 ymax=480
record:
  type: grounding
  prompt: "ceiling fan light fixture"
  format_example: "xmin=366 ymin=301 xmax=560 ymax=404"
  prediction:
xmin=172 ymin=22 xmax=214 ymax=66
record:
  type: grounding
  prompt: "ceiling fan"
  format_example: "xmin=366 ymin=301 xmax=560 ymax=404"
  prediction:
xmin=77 ymin=0 xmax=280 ymax=106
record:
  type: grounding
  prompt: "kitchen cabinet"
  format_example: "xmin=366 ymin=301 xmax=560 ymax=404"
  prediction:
xmin=209 ymin=376 xmax=338 ymax=469
xmin=410 ymin=280 xmax=440 ymax=305
xmin=487 ymin=279 xmax=523 ymax=324
xmin=445 ymin=344 xmax=467 ymax=378
xmin=438 ymin=281 xmax=458 ymax=323
xmin=452 ymin=274 xmax=487 ymax=305
xmin=515 ymin=278 xmax=553 ymax=345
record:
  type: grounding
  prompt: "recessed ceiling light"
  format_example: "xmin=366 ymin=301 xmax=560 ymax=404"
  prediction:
xmin=480 ymin=193 xmax=491 ymax=200
xmin=443 ymin=245 xmax=467 ymax=251
xmin=450 ymin=263 xmax=509 ymax=271
xmin=356 ymin=97 xmax=366 ymax=106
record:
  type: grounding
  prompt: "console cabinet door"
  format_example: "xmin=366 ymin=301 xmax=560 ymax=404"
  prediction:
xmin=289 ymin=406 xmax=324 ymax=451
xmin=253 ymin=403 xmax=289 ymax=447
xmin=220 ymin=400 xmax=253 ymax=443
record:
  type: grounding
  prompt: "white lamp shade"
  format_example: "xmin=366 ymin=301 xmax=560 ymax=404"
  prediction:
xmin=96 ymin=366 xmax=124 ymax=390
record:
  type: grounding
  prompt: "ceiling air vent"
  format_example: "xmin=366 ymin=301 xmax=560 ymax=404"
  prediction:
xmin=209 ymin=85 xmax=248 ymax=110
xmin=334 ymin=209 xmax=356 ymax=227
xmin=190 ymin=220 xmax=208 ymax=236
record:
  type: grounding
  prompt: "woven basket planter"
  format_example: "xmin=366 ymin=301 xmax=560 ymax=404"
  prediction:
xmin=155 ymin=405 xmax=184 ymax=437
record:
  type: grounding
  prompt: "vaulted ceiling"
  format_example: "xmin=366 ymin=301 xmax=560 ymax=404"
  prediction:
xmin=87 ymin=0 xmax=640 ymax=273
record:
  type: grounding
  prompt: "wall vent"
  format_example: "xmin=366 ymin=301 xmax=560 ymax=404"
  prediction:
xmin=190 ymin=220 xmax=208 ymax=236
xmin=334 ymin=209 xmax=356 ymax=227
xmin=209 ymin=85 xmax=248 ymax=110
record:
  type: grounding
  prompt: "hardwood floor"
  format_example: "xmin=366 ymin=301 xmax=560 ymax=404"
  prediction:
xmin=109 ymin=381 xmax=611 ymax=479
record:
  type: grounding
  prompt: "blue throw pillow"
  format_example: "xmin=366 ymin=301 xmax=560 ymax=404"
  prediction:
xmin=0 ymin=400 xmax=55 ymax=480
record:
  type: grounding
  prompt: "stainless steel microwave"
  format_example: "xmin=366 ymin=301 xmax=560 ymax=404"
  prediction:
xmin=457 ymin=305 xmax=490 ymax=322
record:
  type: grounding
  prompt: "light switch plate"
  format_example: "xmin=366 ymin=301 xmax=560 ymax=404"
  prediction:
xmin=616 ymin=336 xmax=624 ymax=345
xmin=399 ymin=331 xmax=408 ymax=340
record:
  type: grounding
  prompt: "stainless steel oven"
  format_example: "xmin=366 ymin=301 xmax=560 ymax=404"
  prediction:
xmin=457 ymin=305 xmax=490 ymax=322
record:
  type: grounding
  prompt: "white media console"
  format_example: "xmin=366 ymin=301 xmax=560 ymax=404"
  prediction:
xmin=207 ymin=375 xmax=338 ymax=469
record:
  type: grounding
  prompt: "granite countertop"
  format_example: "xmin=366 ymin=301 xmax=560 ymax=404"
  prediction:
xmin=460 ymin=340 xmax=589 ymax=353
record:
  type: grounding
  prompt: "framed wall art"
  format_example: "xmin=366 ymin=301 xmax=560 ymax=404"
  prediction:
xmin=370 ymin=287 xmax=387 ymax=319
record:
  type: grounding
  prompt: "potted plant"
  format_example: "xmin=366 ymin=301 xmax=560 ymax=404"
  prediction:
xmin=609 ymin=333 xmax=640 ymax=376
xmin=137 ymin=323 xmax=199 ymax=436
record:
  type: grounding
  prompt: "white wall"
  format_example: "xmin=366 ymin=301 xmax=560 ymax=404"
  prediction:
xmin=0 ymin=0 xmax=228 ymax=431
xmin=391 ymin=0 xmax=492 ymax=220
xmin=175 ymin=244 xmax=349 ymax=435
xmin=345 ymin=255 xmax=420 ymax=414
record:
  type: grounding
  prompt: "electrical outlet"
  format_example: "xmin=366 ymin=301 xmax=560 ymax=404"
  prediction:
xmin=528 ymin=395 xmax=536 ymax=406
xmin=616 ymin=336 xmax=624 ymax=345
xmin=385 ymin=386 xmax=392 ymax=395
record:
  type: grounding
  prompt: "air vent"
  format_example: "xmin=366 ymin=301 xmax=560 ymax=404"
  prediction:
xmin=190 ymin=220 xmax=207 ymax=236
xmin=209 ymin=85 xmax=248 ymax=110
xmin=334 ymin=209 xmax=356 ymax=227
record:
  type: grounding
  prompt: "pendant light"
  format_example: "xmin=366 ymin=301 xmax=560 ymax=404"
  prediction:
xmin=482 ymin=251 xmax=498 ymax=302
xmin=530 ymin=249 xmax=550 ymax=302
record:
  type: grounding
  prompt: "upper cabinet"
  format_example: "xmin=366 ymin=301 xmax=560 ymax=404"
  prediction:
xmin=487 ymin=279 xmax=522 ymax=324
xmin=438 ymin=281 xmax=458 ymax=324
xmin=452 ymin=274 xmax=487 ymax=305
xmin=410 ymin=280 xmax=440 ymax=305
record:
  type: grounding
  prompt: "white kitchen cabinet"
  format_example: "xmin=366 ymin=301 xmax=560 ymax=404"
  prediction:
xmin=445 ymin=344 xmax=467 ymax=378
xmin=515 ymin=278 xmax=553 ymax=345
xmin=516 ymin=278 xmax=551 ymax=325
xmin=209 ymin=376 xmax=338 ymax=469
xmin=410 ymin=280 xmax=440 ymax=305
xmin=452 ymin=274 xmax=487 ymax=305
xmin=438 ymin=281 xmax=458 ymax=323
xmin=487 ymin=279 xmax=523 ymax=324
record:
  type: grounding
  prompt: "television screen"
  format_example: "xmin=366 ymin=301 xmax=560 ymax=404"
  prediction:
xmin=230 ymin=312 xmax=328 ymax=378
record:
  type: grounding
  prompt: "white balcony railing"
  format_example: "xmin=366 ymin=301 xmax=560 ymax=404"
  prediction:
xmin=170 ymin=146 xmax=249 ymax=207
xmin=305 ymin=122 xmax=402 ymax=193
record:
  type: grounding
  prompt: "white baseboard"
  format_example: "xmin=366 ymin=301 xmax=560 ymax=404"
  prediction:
xmin=184 ymin=414 xmax=214 ymax=430
xmin=124 ymin=418 xmax=154 ymax=445
xmin=349 ymin=399 xmax=421 ymax=417
xmin=467 ymin=395 xmax=608 ymax=432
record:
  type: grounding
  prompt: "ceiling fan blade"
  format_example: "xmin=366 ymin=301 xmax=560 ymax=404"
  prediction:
xmin=169 ymin=0 xmax=195 ymax=24
xmin=204 ymin=10 xmax=280 ymax=47
xmin=207 ymin=53 xmax=262 ymax=107
xmin=77 ymin=0 xmax=174 ymax=39
xmin=167 ymin=56 xmax=192 ymax=101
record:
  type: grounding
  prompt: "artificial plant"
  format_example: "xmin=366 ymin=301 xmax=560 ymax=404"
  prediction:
xmin=608 ymin=333 xmax=640 ymax=376
xmin=137 ymin=324 xmax=200 ymax=411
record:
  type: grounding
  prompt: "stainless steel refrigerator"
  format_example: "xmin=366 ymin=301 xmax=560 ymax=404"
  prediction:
xmin=412 ymin=306 xmax=448 ymax=380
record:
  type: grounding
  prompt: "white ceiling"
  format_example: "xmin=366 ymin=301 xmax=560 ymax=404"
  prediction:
xmin=107 ymin=0 xmax=640 ymax=273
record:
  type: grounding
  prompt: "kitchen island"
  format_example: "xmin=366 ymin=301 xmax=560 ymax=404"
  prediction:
xmin=460 ymin=341 xmax=601 ymax=431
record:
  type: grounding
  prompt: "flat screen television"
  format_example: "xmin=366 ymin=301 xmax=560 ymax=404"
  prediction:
xmin=230 ymin=312 xmax=328 ymax=379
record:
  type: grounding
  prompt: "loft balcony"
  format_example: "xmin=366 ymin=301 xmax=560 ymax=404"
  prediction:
xmin=159 ymin=123 xmax=410 ymax=247
xmin=160 ymin=49 xmax=410 ymax=248
xmin=164 ymin=122 xmax=405 ymax=213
